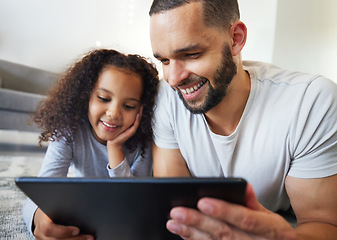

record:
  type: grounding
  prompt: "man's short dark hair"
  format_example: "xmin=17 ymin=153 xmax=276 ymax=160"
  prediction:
xmin=149 ymin=0 xmax=240 ymax=29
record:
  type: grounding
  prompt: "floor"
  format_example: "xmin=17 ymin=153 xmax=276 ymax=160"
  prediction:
xmin=0 ymin=130 xmax=47 ymax=156
xmin=0 ymin=129 xmax=47 ymax=239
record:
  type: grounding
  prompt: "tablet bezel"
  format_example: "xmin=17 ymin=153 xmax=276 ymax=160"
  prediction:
xmin=16 ymin=177 xmax=247 ymax=240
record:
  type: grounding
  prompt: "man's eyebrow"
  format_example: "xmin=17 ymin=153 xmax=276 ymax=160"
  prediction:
xmin=153 ymin=44 xmax=201 ymax=59
xmin=153 ymin=53 xmax=161 ymax=59
xmin=174 ymin=44 xmax=200 ymax=54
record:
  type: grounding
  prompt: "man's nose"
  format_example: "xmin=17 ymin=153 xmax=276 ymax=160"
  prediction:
xmin=164 ymin=60 xmax=189 ymax=87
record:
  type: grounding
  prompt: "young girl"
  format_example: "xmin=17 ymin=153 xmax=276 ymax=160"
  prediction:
xmin=22 ymin=49 xmax=159 ymax=239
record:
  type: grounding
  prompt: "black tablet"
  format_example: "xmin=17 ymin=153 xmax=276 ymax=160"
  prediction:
xmin=16 ymin=177 xmax=246 ymax=240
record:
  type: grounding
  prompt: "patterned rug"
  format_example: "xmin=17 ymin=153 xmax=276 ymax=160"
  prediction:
xmin=0 ymin=155 xmax=43 ymax=239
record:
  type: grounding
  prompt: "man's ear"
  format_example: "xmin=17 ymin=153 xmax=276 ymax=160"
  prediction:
xmin=229 ymin=21 xmax=247 ymax=56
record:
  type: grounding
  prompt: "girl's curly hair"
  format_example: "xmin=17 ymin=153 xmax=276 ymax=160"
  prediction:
xmin=34 ymin=49 xmax=159 ymax=154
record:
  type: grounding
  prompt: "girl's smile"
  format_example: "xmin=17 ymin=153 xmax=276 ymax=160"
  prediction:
xmin=100 ymin=120 xmax=120 ymax=132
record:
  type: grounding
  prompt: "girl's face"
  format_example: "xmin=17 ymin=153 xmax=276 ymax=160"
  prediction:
xmin=88 ymin=66 xmax=143 ymax=145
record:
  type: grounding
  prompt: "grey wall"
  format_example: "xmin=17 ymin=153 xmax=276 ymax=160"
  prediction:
xmin=273 ymin=0 xmax=337 ymax=81
xmin=0 ymin=0 xmax=336 ymax=82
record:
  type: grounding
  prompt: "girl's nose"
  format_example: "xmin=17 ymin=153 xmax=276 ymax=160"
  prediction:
xmin=106 ymin=104 xmax=121 ymax=120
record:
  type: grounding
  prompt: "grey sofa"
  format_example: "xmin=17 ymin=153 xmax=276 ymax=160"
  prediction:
xmin=0 ymin=59 xmax=58 ymax=132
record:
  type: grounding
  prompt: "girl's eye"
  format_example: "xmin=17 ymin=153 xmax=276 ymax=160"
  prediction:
xmin=124 ymin=104 xmax=136 ymax=110
xmin=98 ymin=96 xmax=109 ymax=102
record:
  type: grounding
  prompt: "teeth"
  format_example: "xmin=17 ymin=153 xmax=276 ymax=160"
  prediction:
xmin=180 ymin=79 xmax=206 ymax=95
xmin=102 ymin=121 xmax=116 ymax=128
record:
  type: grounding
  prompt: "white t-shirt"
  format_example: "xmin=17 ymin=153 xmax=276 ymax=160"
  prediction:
xmin=153 ymin=61 xmax=337 ymax=212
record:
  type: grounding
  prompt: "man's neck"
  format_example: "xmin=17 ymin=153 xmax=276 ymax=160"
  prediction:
xmin=204 ymin=67 xmax=251 ymax=136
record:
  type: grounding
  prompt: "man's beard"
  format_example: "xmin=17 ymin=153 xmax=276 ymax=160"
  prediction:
xmin=177 ymin=44 xmax=237 ymax=114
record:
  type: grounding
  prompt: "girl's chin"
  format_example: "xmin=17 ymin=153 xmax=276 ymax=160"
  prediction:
xmin=94 ymin=134 xmax=117 ymax=145
xmin=105 ymin=137 xmax=117 ymax=143
xmin=92 ymin=126 xmax=120 ymax=144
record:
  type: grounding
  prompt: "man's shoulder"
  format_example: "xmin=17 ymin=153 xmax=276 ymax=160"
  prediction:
xmin=157 ymin=79 xmax=181 ymax=105
xmin=158 ymin=79 xmax=173 ymax=93
xmin=243 ymin=60 xmax=324 ymax=86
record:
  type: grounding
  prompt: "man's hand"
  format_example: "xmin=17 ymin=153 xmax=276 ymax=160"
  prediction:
xmin=33 ymin=208 xmax=94 ymax=240
xmin=167 ymin=183 xmax=297 ymax=240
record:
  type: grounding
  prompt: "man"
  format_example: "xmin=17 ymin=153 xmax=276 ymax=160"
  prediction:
xmin=149 ymin=0 xmax=337 ymax=239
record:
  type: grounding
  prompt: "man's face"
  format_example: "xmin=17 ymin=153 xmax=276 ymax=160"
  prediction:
xmin=177 ymin=44 xmax=236 ymax=113
xmin=150 ymin=2 xmax=237 ymax=113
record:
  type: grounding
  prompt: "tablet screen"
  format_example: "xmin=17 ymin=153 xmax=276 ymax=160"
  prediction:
xmin=16 ymin=177 xmax=246 ymax=240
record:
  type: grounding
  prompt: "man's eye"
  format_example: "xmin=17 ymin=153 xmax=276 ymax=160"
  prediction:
xmin=160 ymin=59 xmax=169 ymax=65
xmin=98 ymin=96 xmax=109 ymax=102
xmin=186 ymin=52 xmax=201 ymax=58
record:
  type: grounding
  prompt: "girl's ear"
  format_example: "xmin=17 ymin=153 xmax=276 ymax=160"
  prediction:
xmin=229 ymin=21 xmax=247 ymax=57
xmin=139 ymin=105 xmax=144 ymax=117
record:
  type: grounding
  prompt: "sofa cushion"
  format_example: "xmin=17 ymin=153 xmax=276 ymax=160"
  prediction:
xmin=0 ymin=110 xmax=41 ymax=132
xmin=0 ymin=59 xmax=58 ymax=95
xmin=0 ymin=88 xmax=45 ymax=113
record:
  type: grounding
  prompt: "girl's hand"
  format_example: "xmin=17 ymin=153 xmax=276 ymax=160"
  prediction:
xmin=33 ymin=208 xmax=94 ymax=240
xmin=107 ymin=106 xmax=143 ymax=169
xmin=108 ymin=106 xmax=143 ymax=147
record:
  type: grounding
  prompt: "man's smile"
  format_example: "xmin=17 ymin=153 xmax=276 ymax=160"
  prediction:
xmin=178 ymin=78 xmax=207 ymax=95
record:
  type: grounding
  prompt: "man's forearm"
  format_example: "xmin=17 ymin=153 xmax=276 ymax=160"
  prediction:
xmin=295 ymin=222 xmax=337 ymax=240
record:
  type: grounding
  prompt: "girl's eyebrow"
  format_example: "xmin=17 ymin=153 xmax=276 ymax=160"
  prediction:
xmin=127 ymin=98 xmax=141 ymax=103
xmin=96 ymin=88 xmax=112 ymax=94
xmin=97 ymin=88 xmax=111 ymax=94
xmin=96 ymin=88 xmax=141 ymax=103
